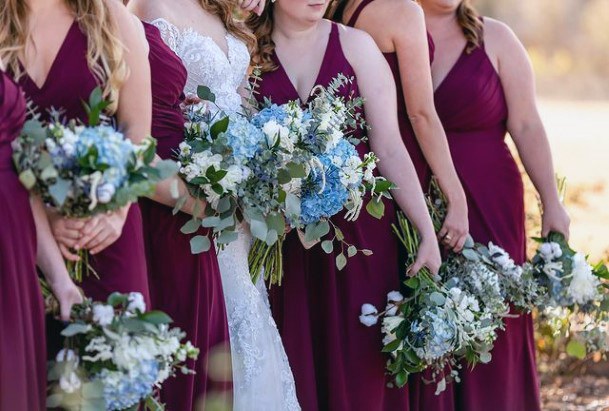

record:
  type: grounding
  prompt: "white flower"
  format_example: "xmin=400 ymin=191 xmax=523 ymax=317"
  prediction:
xmin=363 ymin=167 xmax=374 ymax=183
xmin=220 ymin=165 xmax=247 ymax=192
xmin=96 ymin=183 xmax=116 ymax=204
xmin=92 ymin=304 xmax=115 ymax=326
xmin=204 ymin=186 xmax=221 ymax=209
xmin=178 ymin=141 xmax=191 ymax=156
xmin=359 ymin=303 xmax=379 ymax=327
xmin=381 ymin=315 xmax=403 ymax=335
xmin=56 ymin=348 xmax=78 ymax=364
xmin=59 ymin=371 xmax=82 ymax=394
xmin=82 ymin=336 xmax=113 ymax=363
xmin=127 ymin=292 xmax=146 ymax=313
xmin=568 ymin=253 xmax=600 ymax=305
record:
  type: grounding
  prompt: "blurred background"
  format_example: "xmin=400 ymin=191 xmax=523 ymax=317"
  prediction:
xmin=476 ymin=1 xmax=609 ymax=409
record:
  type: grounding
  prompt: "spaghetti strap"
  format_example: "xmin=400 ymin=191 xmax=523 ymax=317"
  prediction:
xmin=347 ymin=0 xmax=374 ymax=27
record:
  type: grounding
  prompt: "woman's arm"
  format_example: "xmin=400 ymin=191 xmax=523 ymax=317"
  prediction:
xmin=391 ymin=3 xmax=468 ymax=250
xmin=487 ymin=18 xmax=570 ymax=238
xmin=78 ymin=1 xmax=152 ymax=253
xmin=343 ymin=26 xmax=441 ymax=275
xmin=32 ymin=197 xmax=83 ymax=320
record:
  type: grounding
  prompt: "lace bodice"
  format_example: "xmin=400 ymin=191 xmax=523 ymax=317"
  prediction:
xmin=150 ymin=18 xmax=249 ymax=113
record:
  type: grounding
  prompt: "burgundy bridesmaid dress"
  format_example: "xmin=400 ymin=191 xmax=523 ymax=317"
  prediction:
xmin=139 ymin=22 xmax=232 ymax=410
xmin=17 ymin=20 xmax=150 ymax=304
xmin=342 ymin=0 xmax=435 ymax=187
xmin=0 ymin=72 xmax=46 ymax=410
xmin=257 ymin=22 xmax=408 ymax=411
xmin=410 ymin=25 xmax=540 ymax=411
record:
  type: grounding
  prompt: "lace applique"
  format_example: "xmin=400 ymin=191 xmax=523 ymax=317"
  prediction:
xmin=149 ymin=18 xmax=249 ymax=114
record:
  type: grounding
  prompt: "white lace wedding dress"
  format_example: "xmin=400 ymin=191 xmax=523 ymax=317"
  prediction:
xmin=151 ymin=18 xmax=300 ymax=411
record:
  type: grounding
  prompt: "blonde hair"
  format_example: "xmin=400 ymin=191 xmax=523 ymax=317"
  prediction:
xmin=245 ymin=0 xmax=276 ymax=73
xmin=199 ymin=0 xmax=257 ymax=54
xmin=0 ymin=0 xmax=128 ymax=113
xmin=457 ymin=0 xmax=483 ymax=53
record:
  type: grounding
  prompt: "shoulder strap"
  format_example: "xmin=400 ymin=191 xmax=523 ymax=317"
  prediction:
xmin=347 ymin=0 xmax=374 ymax=27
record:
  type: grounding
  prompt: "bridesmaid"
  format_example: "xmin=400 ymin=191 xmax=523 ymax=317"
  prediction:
xmin=126 ymin=1 xmax=234 ymax=407
xmin=330 ymin=0 xmax=469 ymax=251
xmin=412 ymin=1 xmax=571 ymax=410
xmin=0 ymin=68 xmax=81 ymax=409
xmin=248 ymin=3 xmax=441 ymax=410
xmin=6 ymin=0 xmax=152 ymax=304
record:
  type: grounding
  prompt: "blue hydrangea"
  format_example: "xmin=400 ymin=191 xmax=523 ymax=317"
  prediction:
xmin=300 ymin=153 xmax=349 ymax=225
xmin=75 ymin=125 xmax=134 ymax=187
xmin=225 ymin=115 xmax=265 ymax=162
xmin=251 ymin=104 xmax=288 ymax=128
xmin=99 ymin=360 xmax=159 ymax=410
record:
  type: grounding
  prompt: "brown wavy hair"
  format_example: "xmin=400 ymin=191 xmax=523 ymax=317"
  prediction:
xmin=245 ymin=0 xmax=276 ymax=74
xmin=199 ymin=0 xmax=257 ymax=54
xmin=456 ymin=0 xmax=483 ymax=53
xmin=0 ymin=0 xmax=129 ymax=113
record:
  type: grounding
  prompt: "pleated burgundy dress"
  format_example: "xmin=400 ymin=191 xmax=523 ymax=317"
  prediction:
xmin=257 ymin=22 xmax=408 ymax=411
xmin=17 ymin=20 xmax=150 ymax=303
xmin=139 ymin=22 xmax=232 ymax=410
xmin=0 ymin=71 xmax=46 ymax=410
xmin=409 ymin=24 xmax=540 ymax=411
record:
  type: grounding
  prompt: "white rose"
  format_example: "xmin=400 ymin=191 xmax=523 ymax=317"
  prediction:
xmin=220 ymin=165 xmax=246 ymax=192
xmin=59 ymin=372 xmax=82 ymax=394
xmin=92 ymin=304 xmax=115 ymax=326
xmin=262 ymin=120 xmax=282 ymax=146
xmin=96 ymin=183 xmax=116 ymax=204
xmin=568 ymin=253 xmax=600 ymax=304
xmin=127 ymin=292 xmax=146 ymax=313
xmin=359 ymin=303 xmax=379 ymax=327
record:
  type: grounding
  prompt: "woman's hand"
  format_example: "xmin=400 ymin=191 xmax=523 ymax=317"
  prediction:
xmin=49 ymin=277 xmax=83 ymax=321
xmin=48 ymin=212 xmax=86 ymax=261
xmin=239 ymin=0 xmax=265 ymax=16
xmin=438 ymin=194 xmax=469 ymax=252
xmin=542 ymin=201 xmax=570 ymax=240
xmin=408 ymin=235 xmax=442 ymax=277
xmin=76 ymin=206 xmax=130 ymax=255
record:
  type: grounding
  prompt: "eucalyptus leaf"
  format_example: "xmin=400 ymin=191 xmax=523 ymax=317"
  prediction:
xmin=461 ymin=249 xmax=480 ymax=262
xmin=18 ymin=169 xmax=37 ymax=190
xmin=201 ymin=216 xmax=221 ymax=228
xmin=566 ymin=340 xmax=587 ymax=359
xmin=140 ymin=310 xmax=173 ymax=325
xmin=49 ymin=178 xmax=72 ymax=207
xmin=217 ymin=230 xmax=239 ymax=244
xmin=61 ymin=323 xmax=91 ymax=337
xmin=250 ymin=219 xmax=269 ymax=241
xmin=180 ymin=219 xmax=201 ymax=234
xmin=366 ymin=198 xmax=385 ymax=220
xmin=347 ymin=245 xmax=357 ymax=258
xmin=155 ymin=159 xmax=179 ymax=180
xmin=336 ymin=253 xmax=347 ymax=270
xmin=197 ymin=85 xmax=216 ymax=103
xmin=429 ymin=292 xmax=446 ymax=306
xmin=321 ymin=240 xmax=334 ymax=254
xmin=190 ymin=235 xmax=211 ymax=254
xmin=285 ymin=193 xmax=301 ymax=218
xmin=265 ymin=229 xmax=279 ymax=246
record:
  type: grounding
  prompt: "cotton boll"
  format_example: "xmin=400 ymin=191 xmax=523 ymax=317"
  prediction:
xmin=92 ymin=304 xmax=115 ymax=326
xmin=359 ymin=303 xmax=379 ymax=327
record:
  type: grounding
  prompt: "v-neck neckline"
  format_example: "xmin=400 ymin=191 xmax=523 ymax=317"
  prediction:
xmin=274 ymin=24 xmax=334 ymax=104
xmin=433 ymin=43 xmax=467 ymax=94
xmin=20 ymin=20 xmax=78 ymax=91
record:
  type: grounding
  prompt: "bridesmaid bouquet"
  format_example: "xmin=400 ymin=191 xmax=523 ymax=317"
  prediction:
xmin=47 ymin=292 xmax=199 ymax=411
xmin=524 ymin=232 xmax=609 ymax=358
xmin=248 ymin=75 xmax=393 ymax=285
xmin=360 ymin=212 xmax=506 ymax=395
xmin=12 ymin=88 xmax=176 ymax=281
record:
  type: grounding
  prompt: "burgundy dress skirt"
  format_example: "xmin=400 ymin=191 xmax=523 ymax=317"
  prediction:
xmin=0 ymin=72 xmax=46 ymax=410
xmin=408 ymin=33 xmax=540 ymax=411
xmin=140 ymin=22 xmax=232 ymax=410
xmin=257 ymin=23 xmax=409 ymax=411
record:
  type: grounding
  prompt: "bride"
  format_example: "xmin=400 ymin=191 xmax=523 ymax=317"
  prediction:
xmin=129 ymin=1 xmax=300 ymax=409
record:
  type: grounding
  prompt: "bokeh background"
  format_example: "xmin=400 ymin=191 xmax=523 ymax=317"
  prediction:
xmin=476 ymin=1 xmax=609 ymax=409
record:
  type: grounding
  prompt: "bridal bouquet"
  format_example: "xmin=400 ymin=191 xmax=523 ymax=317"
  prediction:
xmin=360 ymin=212 xmax=505 ymax=394
xmin=12 ymin=88 xmax=176 ymax=282
xmin=47 ymin=292 xmax=199 ymax=411
xmin=248 ymin=75 xmax=393 ymax=285
xmin=527 ymin=232 xmax=609 ymax=357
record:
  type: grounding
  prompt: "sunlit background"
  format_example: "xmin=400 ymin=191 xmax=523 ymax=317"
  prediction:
xmin=476 ymin=1 xmax=609 ymax=409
